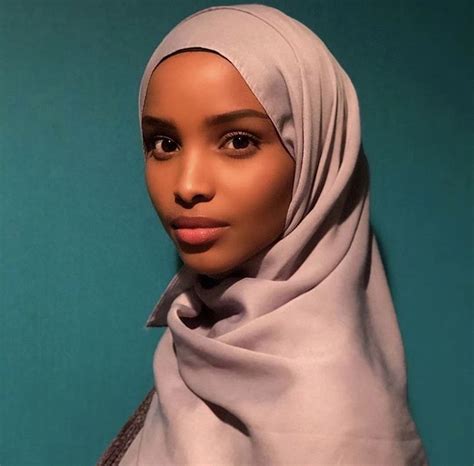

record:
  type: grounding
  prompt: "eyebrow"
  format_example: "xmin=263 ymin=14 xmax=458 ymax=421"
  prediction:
xmin=141 ymin=109 xmax=270 ymax=131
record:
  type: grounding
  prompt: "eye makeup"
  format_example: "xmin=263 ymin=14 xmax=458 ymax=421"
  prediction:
xmin=145 ymin=130 xmax=262 ymax=161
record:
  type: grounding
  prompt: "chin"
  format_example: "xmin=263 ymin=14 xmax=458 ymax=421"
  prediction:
xmin=180 ymin=253 xmax=240 ymax=279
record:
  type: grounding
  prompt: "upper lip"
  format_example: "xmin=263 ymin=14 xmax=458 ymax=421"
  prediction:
xmin=170 ymin=216 xmax=229 ymax=229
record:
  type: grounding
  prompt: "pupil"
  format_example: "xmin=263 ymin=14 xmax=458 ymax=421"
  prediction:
xmin=162 ymin=138 xmax=175 ymax=152
xmin=234 ymin=136 xmax=249 ymax=149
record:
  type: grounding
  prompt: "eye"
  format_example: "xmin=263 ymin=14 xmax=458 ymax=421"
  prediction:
xmin=221 ymin=131 xmax=261 ymax=156
xmin=147 ymin=136 xmax=179 ymax=160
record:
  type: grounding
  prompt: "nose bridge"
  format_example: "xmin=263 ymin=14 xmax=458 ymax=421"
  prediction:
xmin=175 ymin=145 xmax=214 ymax=203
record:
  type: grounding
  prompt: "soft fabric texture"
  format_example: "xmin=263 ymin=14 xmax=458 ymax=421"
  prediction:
xmin=126 ymin=4 xmax=428 ymax=465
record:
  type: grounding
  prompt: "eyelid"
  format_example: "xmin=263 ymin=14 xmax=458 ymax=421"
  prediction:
xmin=144 ymin=134 xmax=179 ymax=151
xmin=145 ymin=129 xmax=261 ymax=160
xmin=144 ymin=134 xmax=179 ymax=161
xmin=220 ymin=130 xmax=261 ymax=152
xmin=221 ymin=130 xmax=260 ymax=142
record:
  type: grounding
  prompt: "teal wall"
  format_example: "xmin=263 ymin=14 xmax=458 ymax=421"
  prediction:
xmin=0 ymin=1 xmax=471 ymax=465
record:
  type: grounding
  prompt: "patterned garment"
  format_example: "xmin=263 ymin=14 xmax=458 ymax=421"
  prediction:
xmin=97 ymin=388 xmax=155 ymax=466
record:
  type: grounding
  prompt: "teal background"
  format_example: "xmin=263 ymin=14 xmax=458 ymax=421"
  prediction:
xmin=0 ymin=0 xmax=471 ymax=465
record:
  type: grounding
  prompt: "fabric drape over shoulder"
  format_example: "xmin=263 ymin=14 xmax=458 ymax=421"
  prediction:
xmin=123 ymin=4 xmax=428 ymax=465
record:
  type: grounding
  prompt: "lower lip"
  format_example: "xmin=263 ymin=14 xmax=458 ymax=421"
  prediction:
xmin=173 ymin=226 xmax=229 ymax=245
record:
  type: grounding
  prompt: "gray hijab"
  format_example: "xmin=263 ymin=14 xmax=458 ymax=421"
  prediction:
xmin=122 ymin=4 xmax=428 ymax=465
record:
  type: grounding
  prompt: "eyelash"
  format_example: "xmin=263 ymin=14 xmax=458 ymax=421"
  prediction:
xmin=145 ymin=131 xmax=261 ymax=160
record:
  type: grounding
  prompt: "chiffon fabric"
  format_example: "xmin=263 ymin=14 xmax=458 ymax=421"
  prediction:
xmin=122 ymin=4 xmax=428 ymax=465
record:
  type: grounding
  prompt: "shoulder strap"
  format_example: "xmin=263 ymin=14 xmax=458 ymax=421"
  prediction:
xmin=96 ymin=387 xmax=155 ymax=466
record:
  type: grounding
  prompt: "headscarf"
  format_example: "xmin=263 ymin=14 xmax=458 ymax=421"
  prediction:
xmin=121 ymin=4 xmax=428 ymax=465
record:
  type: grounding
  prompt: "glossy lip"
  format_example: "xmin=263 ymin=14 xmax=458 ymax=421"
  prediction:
xmin=170 ymin=216 xmax=229 ymax=229
xmin=173 ymin=225 xmax=229 ymax=246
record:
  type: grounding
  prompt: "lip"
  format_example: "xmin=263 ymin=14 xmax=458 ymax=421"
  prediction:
xmin=170 ymin=216 xmax=229 ymax=229
xmin=173 ymin=226 xmax=229 ymax=246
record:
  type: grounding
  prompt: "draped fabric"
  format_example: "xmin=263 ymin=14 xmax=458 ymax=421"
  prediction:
xmin=123 ymin=4 xmax=428 ymax=465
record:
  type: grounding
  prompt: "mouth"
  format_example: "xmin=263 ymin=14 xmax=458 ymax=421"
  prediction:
xmin=171 ymin=215 xmax=229 ymax=229
xmin=173 ymin=226 xmax=229 ymax=246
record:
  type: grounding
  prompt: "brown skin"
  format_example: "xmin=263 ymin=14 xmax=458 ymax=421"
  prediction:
xmin=142 ymin=51 xmax=295 ymax=278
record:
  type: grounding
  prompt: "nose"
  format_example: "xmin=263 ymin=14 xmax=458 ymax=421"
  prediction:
xmin=174 ymin=149 xmax=215 ymax=206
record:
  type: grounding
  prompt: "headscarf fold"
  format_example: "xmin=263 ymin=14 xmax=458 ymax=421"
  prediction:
xmin=122 ymin=4 xmax=428 ymax=465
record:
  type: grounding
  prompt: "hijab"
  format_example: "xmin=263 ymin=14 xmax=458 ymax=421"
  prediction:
xmin=122 ymin=4 xmax=428 ymax=465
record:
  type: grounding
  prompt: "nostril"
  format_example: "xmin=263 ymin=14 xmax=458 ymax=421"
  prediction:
xmin=175 ymin=192 xmax=211 ymax=207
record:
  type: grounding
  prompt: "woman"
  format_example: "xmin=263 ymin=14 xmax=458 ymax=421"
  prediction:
xmin=98 ymin=4 xmax=428 ymax=465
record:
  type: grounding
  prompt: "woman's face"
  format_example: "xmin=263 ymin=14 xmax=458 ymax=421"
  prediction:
xmin=142 ymin=51 xmax=295 ymax=277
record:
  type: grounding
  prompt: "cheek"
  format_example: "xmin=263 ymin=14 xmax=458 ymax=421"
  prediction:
xmin=226 ymin=161 xmax=294 ymax=237
xmin=145 ymin=166 xmax=171 ymax=220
